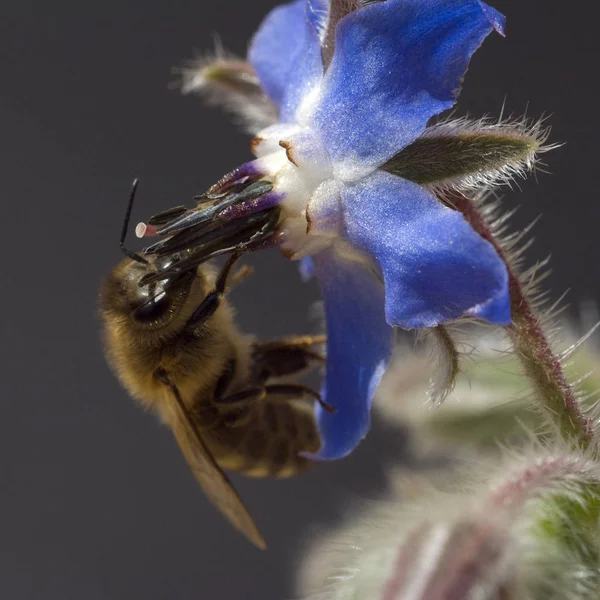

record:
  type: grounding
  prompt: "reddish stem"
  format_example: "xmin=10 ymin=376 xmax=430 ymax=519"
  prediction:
xmin=449 ymin=191 xmax=595 ymax=448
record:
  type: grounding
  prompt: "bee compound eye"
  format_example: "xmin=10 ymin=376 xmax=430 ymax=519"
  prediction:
xmin=133 ymin=291 xmax=171 ymax=324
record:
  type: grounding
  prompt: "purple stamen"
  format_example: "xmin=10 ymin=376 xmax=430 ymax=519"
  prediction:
xmin=207 ymin=159 xmax=265 ymax=196
xmin=218 ymin=191 xmax=285 ymax=221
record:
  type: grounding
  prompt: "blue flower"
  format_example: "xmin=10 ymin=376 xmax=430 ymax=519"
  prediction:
xmin=170 ymin=0 xmax=516 ymax=460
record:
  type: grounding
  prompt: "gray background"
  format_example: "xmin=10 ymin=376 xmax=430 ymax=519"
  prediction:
xmin=2 ymin=1 xmax=598 ymax=598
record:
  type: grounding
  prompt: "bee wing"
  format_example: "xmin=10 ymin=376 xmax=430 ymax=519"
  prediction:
xmin=170 ymin=406 xmax=267 ymax=550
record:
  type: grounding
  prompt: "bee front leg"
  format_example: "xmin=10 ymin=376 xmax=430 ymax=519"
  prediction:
xmin=186 ymin=249 xmax=244 ymax=328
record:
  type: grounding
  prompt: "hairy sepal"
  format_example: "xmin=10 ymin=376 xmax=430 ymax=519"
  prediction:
xmin=418 ymin=325 xmax=461 ymax=407
xmin=374 ymin=330 xmax=539 ymax=453
xmin=174 ymin=47 xmax=278 ymax=133
xmin=382 ymin=116 xmax=554 ymax=191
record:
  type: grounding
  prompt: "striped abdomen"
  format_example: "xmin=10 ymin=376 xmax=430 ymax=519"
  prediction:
xmin=195 ymin=397 xmax=321 ymax=478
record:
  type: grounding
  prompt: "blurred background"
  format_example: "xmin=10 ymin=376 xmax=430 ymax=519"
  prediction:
xmin=1 ymin=1 xmax=598 ymax=598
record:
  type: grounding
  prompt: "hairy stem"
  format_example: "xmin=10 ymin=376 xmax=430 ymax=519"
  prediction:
xmin=448 ymin=191 xmax=595 ymax=450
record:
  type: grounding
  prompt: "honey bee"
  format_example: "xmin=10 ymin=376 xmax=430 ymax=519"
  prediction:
xmin=99 ymin=180 xmax=329 ymax=549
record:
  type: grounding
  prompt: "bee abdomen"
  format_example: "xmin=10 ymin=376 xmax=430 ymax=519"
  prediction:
xmin=241 ymin=401 xmax=320 ymax=478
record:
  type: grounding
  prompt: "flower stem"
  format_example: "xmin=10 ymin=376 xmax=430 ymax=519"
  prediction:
xmin=448 ymin=191 xmax=595 ymax=450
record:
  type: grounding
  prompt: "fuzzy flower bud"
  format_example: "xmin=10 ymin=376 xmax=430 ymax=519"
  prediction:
xmin=297 ymin=450 xmax=600 ymax=600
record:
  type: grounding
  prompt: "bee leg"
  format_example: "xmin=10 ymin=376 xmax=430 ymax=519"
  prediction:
xmin=217 ymin=382 xmax=333 ymax=411
xmin=214 ymin=387 xmax=268 ymax=427
xmin=251 ymin=335 xmax=326 ymax=382
xmin=186 ymin=248 xmax=244 ymax=328
xmin=227 ymin=264 xmax=254 ymax=291
xmin=212 ymin=360 xmax=266 ymax=428
xmin=262 ymin=383 xmax=335 ymax=414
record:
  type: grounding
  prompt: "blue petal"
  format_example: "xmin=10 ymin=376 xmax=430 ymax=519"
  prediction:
xmin=469 ymin=289 xmax=511 ymax=324
xmin=299 ymin=256 xmax=315 ymax=281
xmin=306 ymin=246 xmax=394 ymax=460
xmin=306 ymin=0 xmax=329 ymax=39
xmin=248 ymin=0 xmax=307 ymax=108
xmin=279 ymin=16 xmax=324 ymax=122
xmin=312 ymin=0 xmax=505 ymax=179
xmin=477 ymin=0 xmax=506 ymax=34
xmin=341 ymin=171 xmax=510 ymax=328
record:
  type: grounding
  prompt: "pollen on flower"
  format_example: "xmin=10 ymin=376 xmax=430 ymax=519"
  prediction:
xmin=248 ymin=124 xmax=339 ymax=259
xmin=250 ymin=135 xmax=265 ymax=155
xmin=279 ymin=140 xmax=298 ymax=166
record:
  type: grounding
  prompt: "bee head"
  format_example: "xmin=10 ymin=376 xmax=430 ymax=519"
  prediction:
xmin=99 ymin=179 xmax=212 ymax=331
xmin=100 ymin=254 xmax=211 ymax=331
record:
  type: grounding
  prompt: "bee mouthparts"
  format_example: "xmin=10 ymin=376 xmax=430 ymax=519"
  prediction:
xmin=135 ymin=180 xmax=285 ymax=280
xmin=136 ymin=167 xmax=284 ymax=267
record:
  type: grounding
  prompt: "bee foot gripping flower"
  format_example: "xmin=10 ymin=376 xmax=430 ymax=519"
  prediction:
xmin=143 ymin=0 xmax=550 ymax=460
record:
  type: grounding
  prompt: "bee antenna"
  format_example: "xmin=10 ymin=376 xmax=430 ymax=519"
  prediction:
xmin=120 ymin=178 xmax=149 ymax=264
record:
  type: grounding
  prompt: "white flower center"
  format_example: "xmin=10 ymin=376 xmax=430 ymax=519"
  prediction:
xmin=252 ymin=124 xmax=342 ymax=259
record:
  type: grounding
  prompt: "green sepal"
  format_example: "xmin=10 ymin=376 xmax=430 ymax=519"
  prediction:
xmin=382 ymin=131 xmax=540 ymax=186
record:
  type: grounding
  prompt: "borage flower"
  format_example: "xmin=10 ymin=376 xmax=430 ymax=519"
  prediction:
xmin=155 ymin=0 xmax=548 ymax=459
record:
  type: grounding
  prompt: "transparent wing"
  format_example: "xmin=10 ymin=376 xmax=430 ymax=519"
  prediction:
xmin=169 ymin=395 xmax=267 ymax=550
